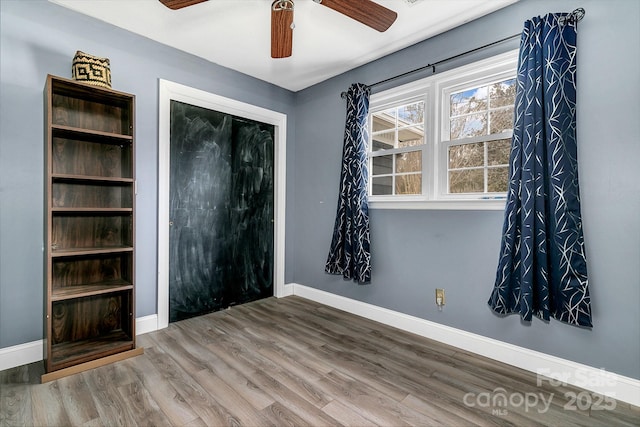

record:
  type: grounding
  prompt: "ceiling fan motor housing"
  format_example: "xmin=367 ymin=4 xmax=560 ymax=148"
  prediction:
xmin=272 ymin=0 xmax=294 ymax=11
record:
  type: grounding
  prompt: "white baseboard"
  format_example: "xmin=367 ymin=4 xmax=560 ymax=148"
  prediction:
xmin=287 ymin=282 xmax=640 ymax=407
xmin=279 ymin=283 xmax=295 ymax=297
xmin=136 ymin=314 xmax=159 ymax=336
xmin=0 ymin=314 xmax=159 ymax=372
xmin=0 ymin=340 xmax=44 ymax=372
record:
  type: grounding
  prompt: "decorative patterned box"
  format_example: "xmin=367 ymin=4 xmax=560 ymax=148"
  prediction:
xmin=71 ymin=51 xmax=111 ymax=88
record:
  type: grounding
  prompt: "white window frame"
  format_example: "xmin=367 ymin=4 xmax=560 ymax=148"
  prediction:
xmin=368 ymin=50 xmax=518 ymax=211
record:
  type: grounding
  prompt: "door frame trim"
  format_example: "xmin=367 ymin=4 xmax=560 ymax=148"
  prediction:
xmin=157 ymin=79 xmax=287 ymax=329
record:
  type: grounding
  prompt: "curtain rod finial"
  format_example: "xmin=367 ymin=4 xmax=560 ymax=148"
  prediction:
xmin=572 ymin=7 xmax=585 ymax=22
xmin=561 ymin=8 xmax=585 ymax=25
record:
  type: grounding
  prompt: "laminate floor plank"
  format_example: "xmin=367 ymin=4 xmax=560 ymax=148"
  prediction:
xmin=273 ymin=301 xmax=397 ymax=354
xmin=173 ymin=322 xmax=276 ymax=411
xmin=431 ymin=360 xmax=601 ymax=426
xmin=0 ymin=365 xmax=30 ymax=385
xmin=0 ymin=385 xmax=32 ymax=427
xmin=316 ymin=369 xmax=417 ymax=427
xmin=422 ymin=370 xmax=552 ymax=427
xmin=183 ymin=416 xmax=208 ymax=427
xmin=250 ymin=325 xmax=335 ymax=379
xmin=587 ymin=404 xmax=640 ymax=427
xmin=205 ymin=313 xmax=333 ymax=405
xmin=229 ymin=306 xmax=335 ymax=378
xmin=273 ymin=297 xmax=382 ymax=338
xmin=192 ymin=368 xmax=271 ymax=427
xmin=312 ymin=341 xmax=420 ymax=402
xmin=29 ymin=381 xmax=72 ymax=427
xmin=261 ymin=401 xmax=319 ymax=427
xmin=204 ymin=320 xmax=335 ymax=411
xmin=142 ymin=345 xmax=232 ymax=426
xmin=322 ymin=335 xmax=440 ymax=389
xmin=321 ymin=399 xmax=382 ymax=427
xmin=126 ymin=346 xmax=200 ymax=426
xmin=81 ymin=366 xmax=138 ymax=427
xmin=116 ymin=377 xmax=170 ymax=427
xmin=249 ymin=368 xmax=343 ymax=427
xmin=433 ymin=358 xmax=599 ymax=425
xmin=402 ymin=375 xmax=507 ymax=427
xmin=401 ymin=393 xmax=502 ymax=427
xmin=248 ymin=298 xmax=380 ymax=352
xmin=151 ymin=323 xmax=272 ymax=424
xmin=1 ymin=296 xmax=637 ymax=427
xmin=242 ymin=302 xmax=328 ymax=348
xmin=57 ymin=372 xmax=101 ymax=426
xmin=146 ymin=327 xmax=211 ymax=376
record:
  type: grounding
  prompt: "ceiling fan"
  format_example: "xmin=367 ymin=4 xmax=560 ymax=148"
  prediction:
xmin=159 ymin=0 xmax=398 ymax=59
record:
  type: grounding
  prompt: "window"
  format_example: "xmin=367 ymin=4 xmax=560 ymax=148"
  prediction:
xmin=368 ymin=51 xmax=518 ymax=209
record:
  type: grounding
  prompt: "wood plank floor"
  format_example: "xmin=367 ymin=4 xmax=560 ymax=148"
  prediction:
xmin=1 ymin=296 xmax=638 ymax=426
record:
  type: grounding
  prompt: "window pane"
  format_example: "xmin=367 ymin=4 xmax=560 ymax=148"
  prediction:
xmin=372 ymin=131 xmax=394 ymax=151
xmin=372 ymin=176 xmax=392 ymax=195
xmin=449 ymin=169 xmax=484 ymax=193
xmin=449 ymin=142 xmax=484 ymax=169
xmin=398 ymin=125 xmax=424 ymax=148
xmin=372 ymin=155 xmax=392 ymax=175
xmin=489 ymin=108 xmax=514 ymax=134
xmin=488 ymin=167 xmax=509 ymax=192
xmin=395 ymin=174 xmax=421 ymax=195
xmin=487 ymin=139 xmax=511 ymax=166
xmin=450 ymin=113 xmax=487 ymax=139
xmin=450 ymin=87 xmax=487 ymax=116
xmin=489 ymin=78 xmax=516 ymax=108
xmin=396 ymin=151 xmax=421 ymax=173
xmin=397 ymin=102 xmax=424 ymax=125
xmin=398 ymin=137 xmax=423 ymax=148
xmin=372 ymin=109 xmax=395 ymax=132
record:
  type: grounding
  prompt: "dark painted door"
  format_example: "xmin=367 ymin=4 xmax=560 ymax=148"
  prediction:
xmin=168 ymin=100 xmax=274 ymax=322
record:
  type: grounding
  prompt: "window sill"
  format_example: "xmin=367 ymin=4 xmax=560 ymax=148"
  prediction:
xmin=368 ymin=199 xmax=506 ymax=211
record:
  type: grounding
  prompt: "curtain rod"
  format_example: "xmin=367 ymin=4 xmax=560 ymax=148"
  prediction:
xmin=340 ymin=7 xmax=585 ymax=99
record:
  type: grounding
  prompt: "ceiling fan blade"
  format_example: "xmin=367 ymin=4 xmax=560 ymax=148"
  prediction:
xmin=316 ymin=0 xmax=397 ymax=32
xmin=271 ymin=0 xmax=294 ymax=59
xmin=159 ymin=0 xmax=207 ymax=10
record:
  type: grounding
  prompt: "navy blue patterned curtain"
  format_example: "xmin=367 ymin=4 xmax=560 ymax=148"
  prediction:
xmin=325 ymin=83 xmax=371 ymax=284
xmin=488 ymin=13 xmax=592 ymax=327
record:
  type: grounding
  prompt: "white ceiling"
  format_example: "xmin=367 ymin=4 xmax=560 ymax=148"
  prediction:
xmin=50 ymin=0 xmax=517 ymax=92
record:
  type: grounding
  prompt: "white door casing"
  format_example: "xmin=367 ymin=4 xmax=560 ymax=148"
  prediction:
xmin=157 ymin=79 xmax=286 ymax=329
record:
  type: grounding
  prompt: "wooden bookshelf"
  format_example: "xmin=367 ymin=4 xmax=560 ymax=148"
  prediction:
xmin=43 ymin=75 xmax=141 ymax=381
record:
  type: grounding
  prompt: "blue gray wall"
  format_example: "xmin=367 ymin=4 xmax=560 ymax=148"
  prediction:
xmin=0 ymin=0 xmax=296 ymax=348
xmin=1 ymin=0 xmax=638 ymax=381
xmin=292 ymin=0 xmax=640 ymax=380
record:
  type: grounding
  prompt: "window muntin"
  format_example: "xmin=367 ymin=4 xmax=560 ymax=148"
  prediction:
xmin=367 ymin=51 xmax=517 ymax=208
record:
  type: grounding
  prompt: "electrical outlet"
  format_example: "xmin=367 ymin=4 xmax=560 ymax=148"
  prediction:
xmin=435 ymin=288 xmax=445 ymax=306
